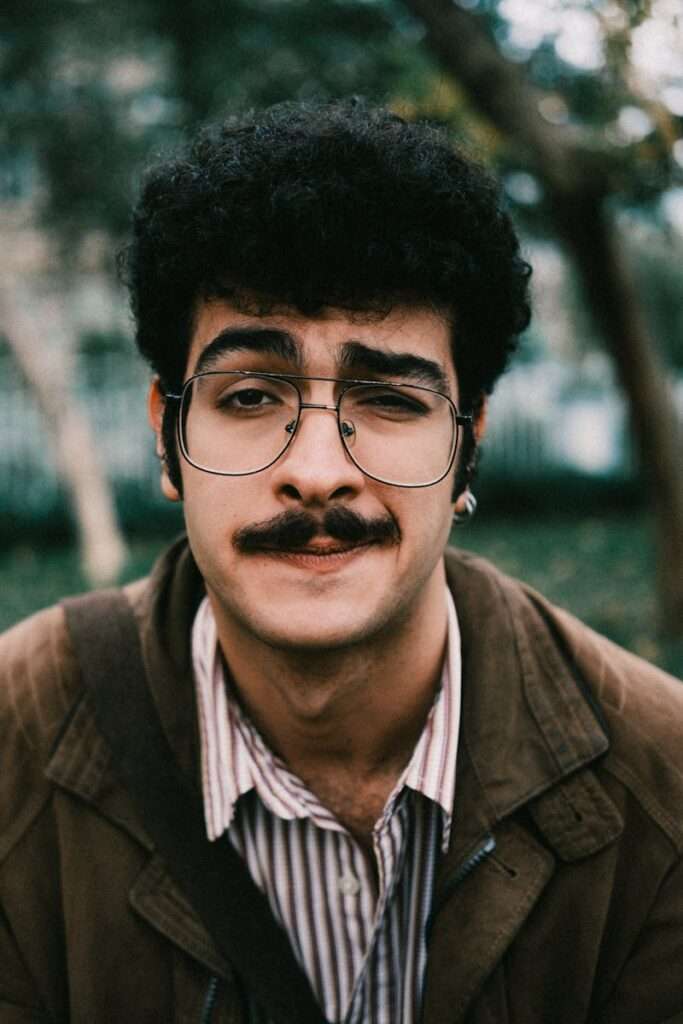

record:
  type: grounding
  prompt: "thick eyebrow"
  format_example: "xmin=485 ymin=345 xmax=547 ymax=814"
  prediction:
xmin=192 ymin=328 xmax=301 ymax=375
xmin=340 ymin=341 xmax=450 ymax=393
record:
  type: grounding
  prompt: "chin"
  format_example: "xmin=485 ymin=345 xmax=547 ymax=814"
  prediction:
xmin=233 ymin=598 xmax=392 ymax=653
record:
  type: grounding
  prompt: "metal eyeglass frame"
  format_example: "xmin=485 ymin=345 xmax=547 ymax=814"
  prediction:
xmin=165 ymin=370 xmax=473 ymax=488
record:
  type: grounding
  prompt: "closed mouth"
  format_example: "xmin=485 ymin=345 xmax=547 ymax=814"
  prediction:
xmin=255 ymin=540 xmax=374 ymax=558
xmin=259 ymin=540 xmax=374 ymax=557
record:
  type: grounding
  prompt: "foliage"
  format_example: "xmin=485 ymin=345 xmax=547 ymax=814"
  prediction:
xmin=3 ymin=1 xmax=682 ymax=275
xmin=1 ymin=0 xmax=438 ymax=247
xmin=491 ymin=0 xmax=682 ymax=186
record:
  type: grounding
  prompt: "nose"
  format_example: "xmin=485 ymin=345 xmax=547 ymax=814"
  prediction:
xmin=270 ymin=403 xmax=365 ymax=506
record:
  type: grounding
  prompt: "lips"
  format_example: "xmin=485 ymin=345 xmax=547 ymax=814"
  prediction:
xmin=250 ymin=540 xmax=378 ymax=573
xmin=257 ymin=540 xmax=372 ymax=557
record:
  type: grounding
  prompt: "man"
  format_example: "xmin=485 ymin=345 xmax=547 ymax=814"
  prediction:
xmin=1 ymin=101 xmax=682 ymax=1024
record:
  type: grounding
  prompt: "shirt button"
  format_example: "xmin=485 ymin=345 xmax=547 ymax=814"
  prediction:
xmin=338 ymin=872 xmax=361 ymax=897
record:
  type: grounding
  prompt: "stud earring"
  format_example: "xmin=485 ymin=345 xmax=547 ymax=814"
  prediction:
xmin=453 ymin=490 xmax=477 ymax=525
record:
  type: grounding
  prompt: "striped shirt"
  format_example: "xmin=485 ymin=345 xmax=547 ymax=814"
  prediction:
xmin=192 ymin=589 xmax=461 ymax=1024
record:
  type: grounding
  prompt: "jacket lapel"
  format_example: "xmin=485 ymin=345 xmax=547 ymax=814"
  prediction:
xmin=423 ymin=819 xmax=555 ymax=1024
xmin=46 ymin=693 xmax=229 ymax=978
xmin=421 ymin=553 xmax=624 ymax=1021
xmin=130 ymin=853 xmax=229 ymax=978
xmin=46 ymin=543 xmax=226 ymax=979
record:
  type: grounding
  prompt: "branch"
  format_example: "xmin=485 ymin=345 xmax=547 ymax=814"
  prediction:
xmin=403 ymin=0 xmax=601 ymax=194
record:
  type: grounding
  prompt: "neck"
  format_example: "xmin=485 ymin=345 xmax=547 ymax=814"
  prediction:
xmin=208 ymin=562 xmax=449 ymax=780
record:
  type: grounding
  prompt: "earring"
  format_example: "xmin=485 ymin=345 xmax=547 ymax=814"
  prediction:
xmin=453 ymin=490 xmax=477 ymax=526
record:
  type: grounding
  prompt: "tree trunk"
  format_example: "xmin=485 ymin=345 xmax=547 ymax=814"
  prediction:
xmin=0 ymin=281 xmax=127 ymax=587
xmin=403 ymin=0 xmax=683 ymax=636
xmin=553 ymin=194 xmax=683 ymax=636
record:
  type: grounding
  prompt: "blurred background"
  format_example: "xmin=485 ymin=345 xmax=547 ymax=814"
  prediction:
xmin=1 ymin=0 xmax=682 ymax=674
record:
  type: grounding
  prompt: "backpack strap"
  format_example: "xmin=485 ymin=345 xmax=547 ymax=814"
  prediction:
xmin=62 ymin=589 xmax=328 ymax=1024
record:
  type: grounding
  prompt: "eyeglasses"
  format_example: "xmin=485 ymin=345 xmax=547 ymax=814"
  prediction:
xmin=165 ymin=371 xmax=472 ymax=488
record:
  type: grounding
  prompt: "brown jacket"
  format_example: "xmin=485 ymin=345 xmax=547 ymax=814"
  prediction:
xmin=2 ymin=537 xmax=683 ymax=1023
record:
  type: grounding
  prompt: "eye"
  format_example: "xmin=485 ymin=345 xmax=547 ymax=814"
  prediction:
xmin=349 ymin=386 xmax=430 ymax=417
xmin=213 ymin=384 xmax=285 ymax=414
xmin=227 ymin=387 xmax=275 ymax=408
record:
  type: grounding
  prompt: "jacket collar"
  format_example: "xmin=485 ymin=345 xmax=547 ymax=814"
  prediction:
xmin=419 ymin=551 xmax=622 ymax=1024
xmin=445 ymin=548 xmax=611 ymax=826
xmin=47 ymin=540 xmax=622 ymax=1011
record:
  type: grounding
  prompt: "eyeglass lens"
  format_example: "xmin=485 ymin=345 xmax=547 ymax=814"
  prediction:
xmin=181 ymin=373 xmax=457 ymax=486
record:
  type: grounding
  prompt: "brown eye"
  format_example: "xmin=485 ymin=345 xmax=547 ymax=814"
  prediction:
xmin=232 ymin=389 xmax=271 ymax=406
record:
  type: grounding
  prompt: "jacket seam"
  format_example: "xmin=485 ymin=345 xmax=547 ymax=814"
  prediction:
xmin=485 ymin=572 xmax=568 ymax=782
xmin=498 ymin=576 xmax=596 ymax=775
xmin=521 ymin=586 xmax=611 ymax=739
xmin=0 ymin=786 xmax=53 ymax=867
xmin=47 ymin=684 xmax=86 ymax=760
xmin=602 ymin=755 xmax=683 ymax=853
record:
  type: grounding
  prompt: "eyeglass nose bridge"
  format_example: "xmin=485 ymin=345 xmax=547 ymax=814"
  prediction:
xmin=284 ymin=400 xmax=354 ymax=443
xmin=299 ymin=401 xmax=339 ymax=412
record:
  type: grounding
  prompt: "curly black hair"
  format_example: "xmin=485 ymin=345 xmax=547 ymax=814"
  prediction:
xmin=121 ymin=99 xmax=531 ymax=491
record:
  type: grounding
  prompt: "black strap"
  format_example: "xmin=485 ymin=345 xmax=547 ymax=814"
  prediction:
xmin=62 ymin=590 xmax=328 ymax=1024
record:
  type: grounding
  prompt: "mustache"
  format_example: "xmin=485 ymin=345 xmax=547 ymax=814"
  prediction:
xmin=233 ymin=506 xmax=400 ymax=553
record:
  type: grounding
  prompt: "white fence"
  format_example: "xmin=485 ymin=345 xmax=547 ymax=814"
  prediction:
xmin=484 ymin=362 xmax=634 ymax=478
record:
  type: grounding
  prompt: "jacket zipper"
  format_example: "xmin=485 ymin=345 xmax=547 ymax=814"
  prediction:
xmin=425 ymin=833 xmax=496 ymax=942
xmin=199 ymin=837 xmax=496 ymax=1019
xmin=200 ymin=975 xmax=220 ymax=1024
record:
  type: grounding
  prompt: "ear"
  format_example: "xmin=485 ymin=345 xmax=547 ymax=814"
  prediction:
xmin=147 ymin=378 xmax=182 ymax=503
xmin=452 ymin=396 xmax=488 ymax=516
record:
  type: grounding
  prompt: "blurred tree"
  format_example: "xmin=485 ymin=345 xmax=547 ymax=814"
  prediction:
xmin=1 ymin=0 xmax=153 ymax=582
xmin=1 ymin=0 xmax=436 ymax=243
xmin=0 ymin=281 xmax=127 ymax=585
xmin=403 ymin=0 xmax=683 ymax=637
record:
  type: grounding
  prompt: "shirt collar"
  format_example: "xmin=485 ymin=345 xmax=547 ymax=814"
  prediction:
xmin=403 ymin=587 xmax=460 ymax=818
xmin=192 ymin=587 xmax=462 ymax=845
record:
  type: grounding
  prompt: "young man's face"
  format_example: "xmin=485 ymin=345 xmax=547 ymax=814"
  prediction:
xmin=151 ymin=300 xmax=473 ymax=653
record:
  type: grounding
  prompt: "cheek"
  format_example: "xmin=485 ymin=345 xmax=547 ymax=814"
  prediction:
xmin=181 ymin=473 xmax=247 ymax=551
xmin=395 ymin=484 xmax=454 ymax=556
xmin=428 ymin=499 xmax=456 ymax=553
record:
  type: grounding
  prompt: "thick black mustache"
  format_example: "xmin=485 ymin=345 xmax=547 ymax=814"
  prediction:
xmin=234 ymin=506 xmax=400 ymax=553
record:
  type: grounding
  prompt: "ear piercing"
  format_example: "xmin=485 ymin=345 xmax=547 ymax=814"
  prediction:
xmin=453 ymin=490 xmax=477 ymax=525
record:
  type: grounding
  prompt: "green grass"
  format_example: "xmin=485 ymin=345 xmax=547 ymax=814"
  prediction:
xmin=0 ymin=538 xmax=169 ymax=632
xmin=1 ymin=515 xmax=681 ymax=677
xmin=455 ymin=513 xmax=682 ymax=678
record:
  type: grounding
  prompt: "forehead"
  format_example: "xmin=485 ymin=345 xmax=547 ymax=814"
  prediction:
xmin=187 ymin=299 xmax=456 ymax=380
